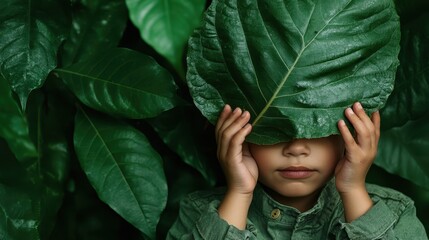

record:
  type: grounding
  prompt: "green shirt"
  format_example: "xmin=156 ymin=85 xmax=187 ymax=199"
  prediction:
xmin=167 ymin=180 xmax=427 ymax=239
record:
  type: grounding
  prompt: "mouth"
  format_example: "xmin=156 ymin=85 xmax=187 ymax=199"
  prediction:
xmin=277 ymin=166 xmax=316 ymax=179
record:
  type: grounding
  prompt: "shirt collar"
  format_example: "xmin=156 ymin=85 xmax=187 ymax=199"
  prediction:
xmin=250 ymin=178 xmax=341 ymax=226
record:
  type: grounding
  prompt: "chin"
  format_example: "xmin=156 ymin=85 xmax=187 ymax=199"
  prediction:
xmin=282 ymin=184 xmax=319 ymax=197
xmin=268 ymin=181 xmax=323 ymax=199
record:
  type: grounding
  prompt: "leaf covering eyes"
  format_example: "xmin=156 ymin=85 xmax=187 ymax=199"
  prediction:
xmin=186 ymin=0 xmax=401 ymax=144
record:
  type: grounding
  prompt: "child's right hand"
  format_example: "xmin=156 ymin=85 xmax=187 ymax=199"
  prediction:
xmin=215 ymin=105 xmax=258 ymax=196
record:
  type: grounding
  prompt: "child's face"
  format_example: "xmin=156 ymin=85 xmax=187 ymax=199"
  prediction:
xmin=249 ymin=135 xmax=344 ymax=204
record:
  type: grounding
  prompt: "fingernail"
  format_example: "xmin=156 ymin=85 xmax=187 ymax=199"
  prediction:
xmin=339 ymin=120 xmax=346 ymax=126
xmin=356 ymin=102 xmax=362 ymax=109
xmin=346 ymin=108 xmax=354 ymax=115
xmin=233 ymin=107 xmax=239 ymax=113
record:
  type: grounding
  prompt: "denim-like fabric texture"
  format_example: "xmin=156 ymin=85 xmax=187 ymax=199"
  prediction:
xmin=167 ymin=180 xmax=427 ymax=239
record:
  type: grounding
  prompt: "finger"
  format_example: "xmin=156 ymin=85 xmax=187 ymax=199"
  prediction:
xmin=338 ymin=119 xmax=357 ymax=151
xmin=218 ymin=111 xmax=251 ymax=161
xmin=352 ymin=102 xmax=377 ymax=147
xmin=371 ymin=111 xmax=381 ymax=144
xmin=352 ymin=102 xmax=375 ymax=133
xmin=215 ymin=105 xmax=232 ymax=142
xmin=217 ymin=107 xmax=242 ymax=143
xmin=345 ymin=107 xmax=371 ymax=149
xmin=226 ymin=123 xmax=252 ymax=162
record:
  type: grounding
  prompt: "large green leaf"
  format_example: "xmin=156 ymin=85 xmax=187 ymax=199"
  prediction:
xmin=187 ymin=0 xmax=400 ymax=144
xmin=0 ymin=88 xmax=70 ymax=240
xmin=61 ymin=0 xmax=128 ymax=66
xmin=0 ymin=140 xmax=40 ymax=240
xmin=0 ymin=0 xmax=68 ymax=109
xmin=56 ymin=48 xmax=181 ymax=119
xmin=25 ymin=90 xmax=71 ymax=239
xmin=147 ymin=106 xmax=217 ymax=186
xmin=74 ymin=107 xmax=167 ymax=239
xmin=376 ymin=111 xmax=429 ymax=190
xmin=126 ymin=0 xmax=206 ymax=71
xmin=381 ymin=13 xmax=429 ymax=130
xmin=0 ymin=73 xmax=37 ymax=161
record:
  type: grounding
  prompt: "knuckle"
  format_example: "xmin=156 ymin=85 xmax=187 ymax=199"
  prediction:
xmin=359 ymin=129 xmax=370 ymax=138
xmin=231 ymin=132 xmax=244 ymax=145
xmin=222 ymin=128 xmax=235 ymax=139
xmin=367 ymin=125 xmax=375 ymax=133
xmin=345 ymin=138 xmax=356 ymax=147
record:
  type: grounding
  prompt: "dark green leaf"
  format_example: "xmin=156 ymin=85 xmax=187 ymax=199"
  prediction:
xmin=147 ymin=106 xmax=217 ymax=186
xmin=0 ymin=0 xmax=69 ymax=109
xmin=376 ymin=111 xmax=429 ymax=190
xmin=56 ymin=48 xmax=181 ymax=119
xmin=62 ymin=0 xmax=128 ymax=66
xmin=74 ymin=107 xmax=167 ymax=239
xmin=187 ymin=0 xmax=400 ymax=144
xmin=381 ymin=13 xmax=429 ymax=130
xmin=394 ymin=0 xmax=429 ymax=22
xmin=126 ymin=0 xmax=206 ymax=71
xmin=0 ymin=73 xmax=37 ymax=161
xmin=25 ymin=90 xmax=71 ymax=239
xmin=0 ymin=139 xmax=40 ymax=240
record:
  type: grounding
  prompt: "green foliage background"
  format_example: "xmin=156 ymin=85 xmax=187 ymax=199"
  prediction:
xmin=0 ymin=0 xmax=428 ymax=239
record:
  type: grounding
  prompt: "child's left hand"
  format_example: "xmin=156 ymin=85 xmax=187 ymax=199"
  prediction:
xmin=335 ymin=102 xmax=380 ymax=194
xmin=335 ymin=102 xmax=380 ymax=222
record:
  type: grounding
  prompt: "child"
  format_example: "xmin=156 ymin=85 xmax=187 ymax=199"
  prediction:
xmin=167 ymin=102 xmax=427 ymax=239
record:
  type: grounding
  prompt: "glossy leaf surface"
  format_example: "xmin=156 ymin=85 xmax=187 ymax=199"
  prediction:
xmin=62 ymin=0 xmax=128 ymax=66
xmin=187 ymin=0 xmax=400 ymax=144
xmin=376 ymin=111 xmax=429 ymax=190
xmin=126 ymin=0 xmax=206 ymax=70
xmin=0 ymin=74 xmax=37 ymax=161
xmin=57 ymin=48 xmax=181 ymax=119
xmin=74 ymin=108 xmax=167 ymax=239
xmin=0 ymin=0 xmax=68 ymax=109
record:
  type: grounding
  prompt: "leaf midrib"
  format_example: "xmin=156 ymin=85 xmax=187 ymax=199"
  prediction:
xmin=55 ymin=68 xmax=170 ymax=98
xmin=251 ymin=1 xmax=352 ymax=126
xmin=79 ymin=108 xmax=150 ymax=230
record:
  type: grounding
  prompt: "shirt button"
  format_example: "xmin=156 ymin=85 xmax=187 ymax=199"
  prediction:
xmin=270 ymin=208 xmax=281 ymax=219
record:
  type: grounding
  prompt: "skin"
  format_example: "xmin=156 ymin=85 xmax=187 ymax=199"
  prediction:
xmin=215 ymin=102 xmax=380 ymax=230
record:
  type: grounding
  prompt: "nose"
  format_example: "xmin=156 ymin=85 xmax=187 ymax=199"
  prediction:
xmin=282 ymin=139 xmax=310 ymax=157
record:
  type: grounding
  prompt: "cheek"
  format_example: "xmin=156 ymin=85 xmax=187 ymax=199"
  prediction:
xmin=251 ymin=150 xmax=270 ymax=171
xmin=325 ymin=135 xmax=345 ymax=161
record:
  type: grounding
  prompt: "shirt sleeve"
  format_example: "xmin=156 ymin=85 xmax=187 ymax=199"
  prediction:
xmin=336 ymin=197 xmax=428 ymax=240
xmin=166 ymin=193 xmax=253 ymax=240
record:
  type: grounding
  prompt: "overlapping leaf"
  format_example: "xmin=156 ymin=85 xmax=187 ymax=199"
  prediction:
xmin=62 ymin=0 xmax=128 ymax=66
xmin=0 ymin=140 xmax=40 ymax=240
xmin=376 ymin=111 xmax=429 ymax=190
xmin=147 ymin=106 xmax=217 ymax=186
xmin=25 ymin=91 xmax=71 ymax=239
xmin=0 ymin=74 xmax=37 ymax=161
xmin=376 ymin=10 xmax=429 ymax=189
xmin=126 ymin=0 xmax=206 ymax=71
xmin=381 ymin=13 xmax=429 ymax=130
xmin=0 ymin=0 xmax=68 ymax=109
xmin=56 ymin=48 xmax=181 ymax=119
xmin=187 ymin=0 xmax=400 ymax=144
xmin=74 ymin=108 xmax=167 ymax=239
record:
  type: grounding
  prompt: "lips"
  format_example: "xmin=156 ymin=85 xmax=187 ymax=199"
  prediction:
xmin=278 ymin=166 xmax=316 ymax=179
